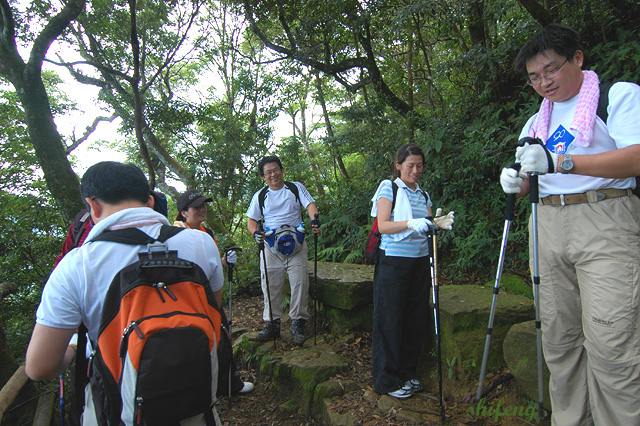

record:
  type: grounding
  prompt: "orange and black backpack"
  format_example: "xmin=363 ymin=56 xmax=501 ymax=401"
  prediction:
xmin=84 ymin=225 xmax=223 ymax=425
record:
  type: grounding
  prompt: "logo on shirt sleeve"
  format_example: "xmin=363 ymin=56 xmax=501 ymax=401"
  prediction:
xmin=546 ymin=124 xmax=575 ymax=154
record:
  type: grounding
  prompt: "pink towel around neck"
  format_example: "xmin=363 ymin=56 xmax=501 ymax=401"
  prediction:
xmin=528 ymin=70 xmax=600 ymax=148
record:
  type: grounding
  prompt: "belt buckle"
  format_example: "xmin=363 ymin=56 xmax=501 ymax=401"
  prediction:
xmin=559 ymin=194 xmax=566 ymax=206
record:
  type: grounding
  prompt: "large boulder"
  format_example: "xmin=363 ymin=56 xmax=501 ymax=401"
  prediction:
xmin=243 ymin=338 xmax=350 ymax=416
xmin=503 ymin=320 xmax=551 ymax=409
xmin=310 ymin=262 xmax=374 ymax=333
xmin=311 ymin=261 xmax=373 ymax=310
xmin=430 ymin=285 xmax=536 ymax=396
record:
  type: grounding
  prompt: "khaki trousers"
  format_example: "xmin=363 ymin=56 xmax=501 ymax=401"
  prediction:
xmin=260 ymin=240 xmax=310 ymax=322
xmin=529 ymin=195 xmax=640 ymax=425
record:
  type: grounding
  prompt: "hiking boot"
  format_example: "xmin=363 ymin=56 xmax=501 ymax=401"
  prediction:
xmin=290 ymin=319 xmax=306 ymax=346
xmin=255 ymin=319 xmax=280 ymax=342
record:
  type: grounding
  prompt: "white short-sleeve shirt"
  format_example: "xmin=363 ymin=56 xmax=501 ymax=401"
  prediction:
xmin=246 ymin=182 xmax=315 ymax=229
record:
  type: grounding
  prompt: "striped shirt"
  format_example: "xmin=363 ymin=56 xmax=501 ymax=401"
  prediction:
xmin=376 ymin=180 xmax=432 ymax=258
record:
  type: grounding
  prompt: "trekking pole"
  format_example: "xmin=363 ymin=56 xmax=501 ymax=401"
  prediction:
xmin=258 ymin=220 xmax=277 ymax=350
xmin=520 ymin=137 xmax=545 ymax=419
xmin=224 ymin=246 xmax=242 ymax=408
xmin=428 ymin=227 xmax=445 ymax=424
xmin=530 ymin=171 xmax=545 ymax=420
xmin=313 ymin=212 xmax=319 ymax=345
xmin=475 ymin=163 xmax=520 ymax=402
xmin=60 ymin=374 xmax=64 ymax=426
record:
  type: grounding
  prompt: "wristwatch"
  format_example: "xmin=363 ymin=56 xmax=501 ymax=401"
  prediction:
xmin=560 ymin=153 xmax=574 ymax=174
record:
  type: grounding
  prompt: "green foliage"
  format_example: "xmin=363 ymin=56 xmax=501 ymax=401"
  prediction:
xmin=0 ymin=191 xmax=65 ymax=357
xmin=588 ymin=28 xmax=640 ymax=84
xmin=3 ymin=0 xmax=640 ymax=360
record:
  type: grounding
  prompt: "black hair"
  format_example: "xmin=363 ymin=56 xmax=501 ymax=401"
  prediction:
xmin=81 ymin=161 xmax=150 ymax=205
xmin=258 ymin=155 xmax=283 ymax=176
xmin=394 ymin=143 xmax=425 ymax=178
xmin=514 ymin=24 xmax=582 ymax=74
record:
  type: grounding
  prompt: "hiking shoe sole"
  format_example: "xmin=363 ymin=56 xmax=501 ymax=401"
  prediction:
xmin=388 ymin=384 xmax=414 ymax=399
xmin=406 ymin=379 xmax=423 ymax=392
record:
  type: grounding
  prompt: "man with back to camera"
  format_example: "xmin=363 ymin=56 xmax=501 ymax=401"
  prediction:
xmin=25 ymin=161 xmax=224 ymax=425
xmin=246 ymin=155 xmax=321 ymax=346
xmin=500 ymin=24 xmax=640 ymax=425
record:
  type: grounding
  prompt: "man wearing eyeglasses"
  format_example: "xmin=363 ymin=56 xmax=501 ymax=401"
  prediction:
xmin=500 ymin=24 xmax=640 ymax=425
xmin=246 ymin=155 xmax=320 ymax=346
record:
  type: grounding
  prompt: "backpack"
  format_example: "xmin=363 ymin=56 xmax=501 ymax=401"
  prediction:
xmin=258 ymin=181 xmax=301 ymax=217
xmin=365 ymin=182 xmax=398 ymax=263
xmin=150 ymin=191 xmax=169 ymax=218
xmin=85 ymin=225 xmax=222 ymax=426
xmin=71 ymin=209 xmax=92 ymax=248
xmin=596 ymin=81 xmax=640 ymax=198
xmin=365 ymin=182 xmax=430 ymax=263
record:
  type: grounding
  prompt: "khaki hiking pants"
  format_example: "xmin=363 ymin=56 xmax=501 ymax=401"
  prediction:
xmin=529 ymin=194 xmax=640 ymax=426
xmin=260 ymin=240 xmax=310 ymax=322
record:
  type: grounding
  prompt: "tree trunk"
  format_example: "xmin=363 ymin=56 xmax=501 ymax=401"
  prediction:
xmin=314 ymin=73 xmax=350 ymax=181
xmin=0 ymin=0 xmax=86 ymax=224
xmin=516 ymin=0 xmax=554 ymax=27
xmin=298 ymin=97 xmax=326 ymax=197
xmin=17 ymin=78 xmax=84 ymax=223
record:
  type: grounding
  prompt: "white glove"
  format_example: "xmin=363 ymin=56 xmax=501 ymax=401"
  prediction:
xmin=407 ymin=218 xmax=434 ymax=234
xmin=225 ymin=250 xmax=237 ymax=265
xmin=500 ymin=167 xmax=527 ymax=194
xmin=255 ymin=228 xmax=274 ymax=244
xmin=433 ymin=208 xmax=455 ymax=230
xmin=515 ymin=143 xmax=558 ymax=175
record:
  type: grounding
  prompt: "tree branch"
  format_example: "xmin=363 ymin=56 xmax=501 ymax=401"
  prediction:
xmin=65 ymin=114 xmax=119 ymax=153
xmin=28 ymin=0 xmax=86 ymax=71
xmin=515 ymin=0 xmax=555 ymax=27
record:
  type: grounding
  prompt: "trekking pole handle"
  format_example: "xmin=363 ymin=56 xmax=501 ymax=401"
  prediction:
xmin=505 ymin=162 xmax=521 ymax=222
xmin=311 ymin=212 xmax=320 ymax=232
xmin=516 ymin=136 xmax=544 ymax=206
xmin=256 ymin=220 xmax=265 ymax=250
xmin=223 ymin=246 xmax=243 ymax=253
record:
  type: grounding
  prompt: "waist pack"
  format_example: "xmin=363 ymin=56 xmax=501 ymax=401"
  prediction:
xmin=265 ymin=224 xmax=305 ymax=256
xmin=87 ymin=226 xmax=221 ymax=426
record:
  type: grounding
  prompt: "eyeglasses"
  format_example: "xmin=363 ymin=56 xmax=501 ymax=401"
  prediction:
xmin=264 ymin=167 xmax=281 ymax=176
xmin=527 ymin=59 xmax=568 ymax=86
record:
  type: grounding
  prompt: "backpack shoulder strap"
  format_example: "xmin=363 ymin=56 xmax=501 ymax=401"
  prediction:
xmin=73 ymin=322 xmax=89 ymax=424
xmin=92 ymin=225 xmax=184 ymax=245
xmin=284 ymin=181 xmax=301 ymax=205
xmin=258 ymin=186 xmax=269 ymax=218
xmin=597 ymin=81 xmax=614 ymax=123
xmin=390 ymin=181 xmax=398 ymax=210
xmin=72 ymin=210 xmax=91 ymax=248
xmin=418 ymin=189 xmax=429 ymax=207
xmin=258 ymin=182 xmax=302 ymax=216
xmin=203 ymin=227 xmax=215 ymax=240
